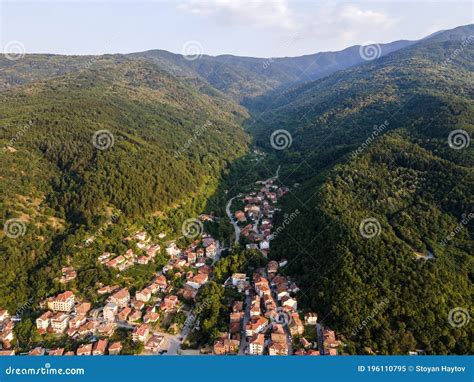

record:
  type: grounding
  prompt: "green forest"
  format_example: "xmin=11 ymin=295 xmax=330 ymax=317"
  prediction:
xmin=257 ymin=27 xmax=473 ymax=354
xmin=0 ymin=23 xmax=472 ymax=355
xmin=0 ymin=57 xmax=249 ymax=312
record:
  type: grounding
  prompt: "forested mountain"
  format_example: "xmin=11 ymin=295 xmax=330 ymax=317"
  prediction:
xmin=256 ymin=24 xmax=473 ymax=354
xmin=0 ymin=23 xmax=471 ymax=355
xmin=130 ymin=39 xmax=414 ymax=102
xmin=0 ymin=38 xmax=414 ymax=101
xmin=0 ymin=56 xmax=249 ymax=309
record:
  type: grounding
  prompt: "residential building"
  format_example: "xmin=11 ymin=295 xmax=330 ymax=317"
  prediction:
xmin=304 ymin=312 xmax=318 ymax=325
xmin=69 ymin=315 xmax=87 ymax=330
xmin=234 ymin=211 xmax=246 ymax=222
xmin=281 ymin=296 xmax=297 ymax=311
xmin=0 ymin=329 xmax=14 ymax=343
xmin=76 ymin=343 xmax=93 ymax=356
xmin=103 ymin=302 xmax=118 ymax=322
xmin=36 ymin=311 xmax=53 ymax=330
xmin=245 ymin=315 xmax=268 ymax=337
xmin=232 ymin=301 xmax=244 ymax=312
xmin=248 ymin=333 xmax=265 ymax=355
xmin=132 ymin=324 xmax=150 ymax=342
xmin=28 ymin=347 xmax=45 ymax=356
xmin=136 ymin=288 xmax=152 ymax=303
xmin=230 ymin=312 xmax=244 ymax=323
xmin=97 ymin=322 xmax=116 ymax=337
xmin=271 ymin=333 xmax=287 ymax=344
xmin=165 ymin=243 xmax=181 ymax=257
xmin=186 ymin=274 xmax=208 ymax=289
xmin=231 ymin=273 xmax=247 ymax=287
xmin=0 ymin=309 xmax=9 ymax=323
xmin=78 ymin=321 xmax=97 ymax=336
xmin=289 ymin=313 xmax=304 ymax=336
xmin=202 ymin=236 xmax=216 ymax=248
xmin=160 ymin=295 xmax=178 ymax=312
xmin=51 ymin=313 xmax=69 ymax=334
xmin=47 ymin=291 xmax=75 ymax=312
xmin=92 ymin=339 xmax=108 ymax=355
xmin=154 ymin=275 xmax=167 ymax=291
xmin=59 ymin=267 xmax=77 ymax=283
xmin=267 ymin=260 xmax=279 ymax=274
xmin=133 ymin=231 xmax=147 ymax=242
xmin=229 ymin=321 xmax=241 ymax=335
xmin=300 ymin=337 xmax=311 ymax=349
xmin=109 ymin=288 xmax=130 ymax=308
xmin=268 ymin=341 xmax=288 ymax=356
xmin=276 ymin=287 xmax=290 ymax=301
xmin=128 ymin=310 xmax=142 ymax=322
xmin=213 ymin=333 xmax=239 ymax=355
xmin=144 ymin=334 xmax=165 ymax=352
xmin=137 ymin=256 xmax=149 ymax=265
xmin=250 ymin=304 xmax=261 ymax=317
xmin=323 ymin=329 xmax=340 ymax=349
xmin=48 ymin=348 xmax=65 ymax=356
xmin=117 ymin=307 xmax=132 ymax=321
xmin=108 ymin=341 xmax=122 ymax=355
xmin=131 ymin=300 xmax=145 ymax=311
xmin=206 ymin=243 xmax=217 ymax=258
xmin=75 ymin=302 xmax=91 ymax=316
xmin=143 ymin=311 xmax=160 ymax=324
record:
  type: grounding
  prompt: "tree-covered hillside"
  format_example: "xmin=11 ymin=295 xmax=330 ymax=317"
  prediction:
xmin=0 ymin=57 xmax=249 ymax=310
xmin=259 ymin=25 xmax=473 ymax=354
xmin=0 ymin=23 xmax=471 ymax=356
xmin=130 ymin=39 xmax=414 ymax=102
xmin=0 ymin=38 xmax=414 ymax=103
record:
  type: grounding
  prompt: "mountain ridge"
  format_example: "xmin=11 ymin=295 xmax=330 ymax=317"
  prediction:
xmin=260 ymin=24 xmax=473 ymax=354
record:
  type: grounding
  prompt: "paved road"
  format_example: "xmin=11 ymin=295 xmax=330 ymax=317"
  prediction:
xmin=226 ymin=197 xmax=240 ymax=244
xmin=164 ymin=241 xmax=224 ymax=355
xmin=212 ymin=240 xmax=225 ymax=265
xmin=268 ymin=278 xmax=293 ymax=355
xmin=316 ymin=323 xmax=324 ymax=355
xmin=263 ymin=165 xmax=280 ymax=184
xmin=162 ymin=332 xmax=181 ymax=355
xmin=284 ymin=317 xmax=294 ymax=355
xmin=159 ymin=308 xmax=195 ymax=355
xmin=238 ymin=293 xmax=252 ymax=355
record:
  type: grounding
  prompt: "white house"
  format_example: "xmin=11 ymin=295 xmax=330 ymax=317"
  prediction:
xmin=103 ymin=303 xmax=118 ymax=322
xmin=248 ymin=333 xmax=265 ymax=355
xmin=281 ymin=296 xmax=297 ymax=311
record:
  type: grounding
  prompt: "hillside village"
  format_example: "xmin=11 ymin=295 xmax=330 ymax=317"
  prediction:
xmin=0 ymin=173 xmax=342 ymax=356
xmin=213 ymin=176 xmax=341 ymax=356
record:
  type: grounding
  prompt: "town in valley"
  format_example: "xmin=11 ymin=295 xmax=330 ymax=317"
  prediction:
xmin=0 ymin=169 xmax=342 ymax=356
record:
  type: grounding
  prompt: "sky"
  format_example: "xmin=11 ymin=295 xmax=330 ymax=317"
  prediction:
xmin=0 ymin=0 xmax=473 ymax=58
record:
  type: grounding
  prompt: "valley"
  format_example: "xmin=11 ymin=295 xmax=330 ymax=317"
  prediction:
xmin=0 ymin=24 xmax=472 ymax=357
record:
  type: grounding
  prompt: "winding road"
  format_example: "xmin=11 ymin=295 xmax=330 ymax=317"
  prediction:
xmin=225 ymin=165 xmax=280 ymax=246
xmin=226 ymin=196 xmax=241 ymax=244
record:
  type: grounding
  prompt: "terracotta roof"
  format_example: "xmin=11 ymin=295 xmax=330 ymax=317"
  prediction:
xmin=55 ymin=291 xmax=74 ymax=302
xmin=111 ymin=288 xmax=129 ymax=300
xmin=76 ymin=343 xmax=93 ymax=355
xmin=249 ymin=333 xmax=265 ymax=346
xmin=108 ymin=341 xmax=122 ymax=351
xmin=192 ymin=274 xmax=208 ymax=284
xmin=93 ymin=339 xmax=108 ymax=354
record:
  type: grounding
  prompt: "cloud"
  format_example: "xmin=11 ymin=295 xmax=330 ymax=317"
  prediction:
xmin=293 ymin=2 xmax=398 ymax=50
xmin=339 ymin=5 xmax=393 ymax=27
xmin=178 ymin=0 xmax=298 ymax=30
xmin=178 ymin=0 xmax=399 ymax=55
